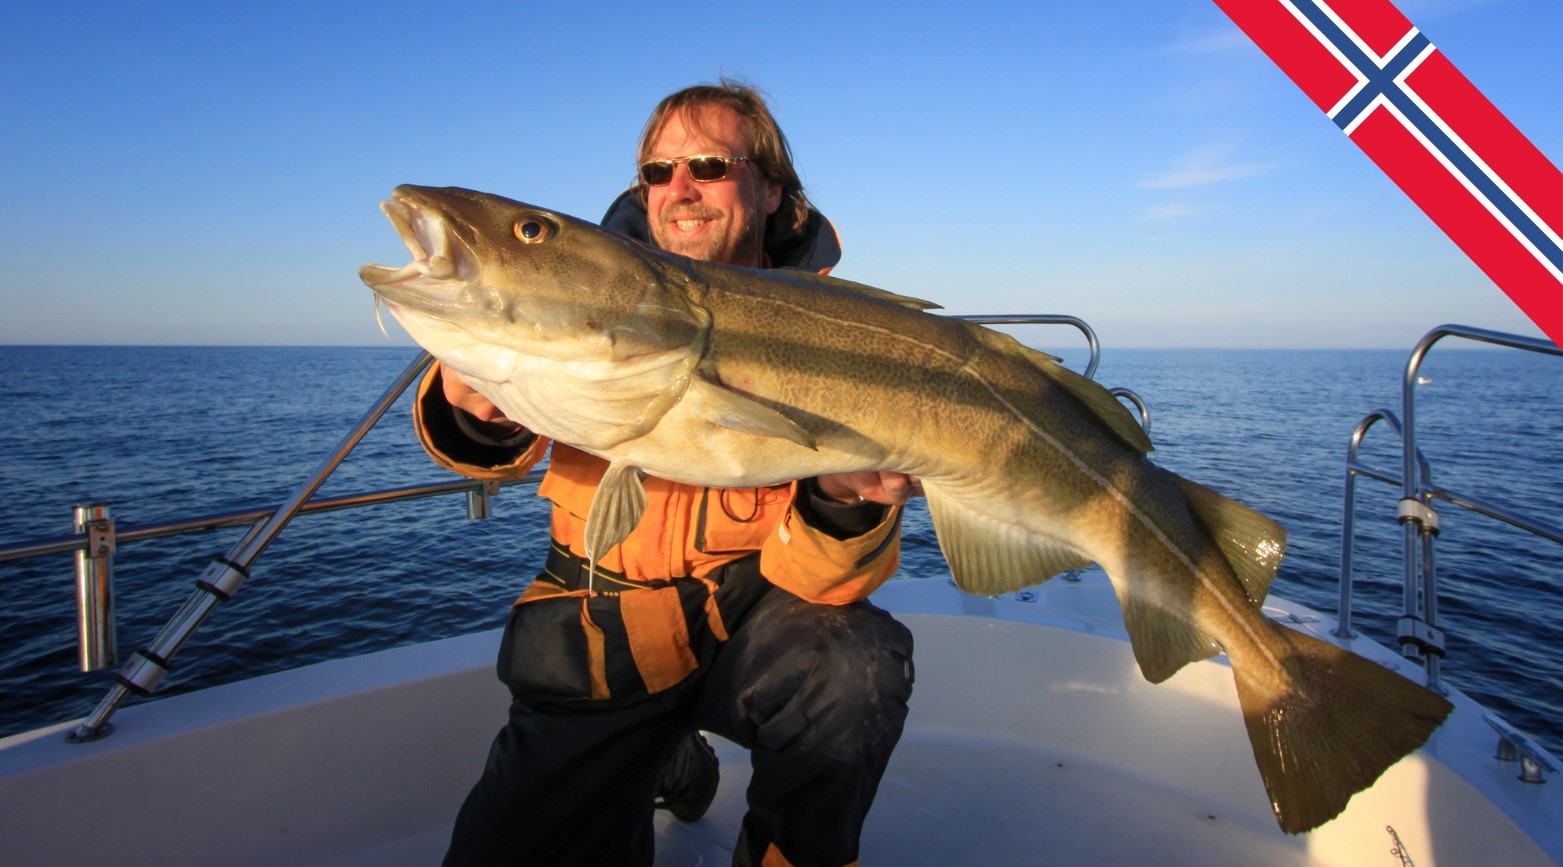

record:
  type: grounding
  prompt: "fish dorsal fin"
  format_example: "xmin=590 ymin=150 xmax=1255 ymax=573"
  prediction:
xmin=584 ymin=460 xmax=648 ymax=563
xmin=924 ymin=482 xmax=1093 ymax=595
xmin=787 ymin=270 xmax=942 ymax=311
xmin=685 ymin=374 xmax=817 ymax=450
xmin=1173 ymin=474 xmax=1288 ymax=605
xmin=972 ymin=326 xmax=1154 ymax=456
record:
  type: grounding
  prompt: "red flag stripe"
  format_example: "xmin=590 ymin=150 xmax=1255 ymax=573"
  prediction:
xmin=1317 ymin=0 xmax=1411 ymax=60
xmin=1217 ymin=0 xmax=1357 ymax=112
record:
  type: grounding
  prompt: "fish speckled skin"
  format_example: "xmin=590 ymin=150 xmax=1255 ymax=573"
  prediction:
xmin=362 ymin=185 xmax=1452 ymax=833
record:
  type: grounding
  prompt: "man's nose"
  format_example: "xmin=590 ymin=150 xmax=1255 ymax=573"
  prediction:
xmin=664 ymin=163 xmax=701 ymax=199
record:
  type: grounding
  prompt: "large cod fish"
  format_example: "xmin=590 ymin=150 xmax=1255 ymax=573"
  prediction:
xmin=360 ymin=184 xmax=1452 ymax=834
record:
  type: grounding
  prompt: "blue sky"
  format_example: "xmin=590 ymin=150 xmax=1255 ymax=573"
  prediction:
xmin=1 ymin=0 xmax=1556 ymax=349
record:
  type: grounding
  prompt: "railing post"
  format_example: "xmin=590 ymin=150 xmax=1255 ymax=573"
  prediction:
xmin=72 ymin=504 xmax=117 ymax=672
xmin=1388 ymin=325 xmax=1562 ymax=691
xmin=1336 ymin=462 xmax=1360 ymax=640
xmin=466 ymin=480 xmax=501 ymax=520
xmin=1337 ymin=408 xmax=1405 ymax=640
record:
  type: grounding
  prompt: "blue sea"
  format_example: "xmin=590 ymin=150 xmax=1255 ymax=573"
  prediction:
xmin=1 ymin=343 xmax=1560 ymax=757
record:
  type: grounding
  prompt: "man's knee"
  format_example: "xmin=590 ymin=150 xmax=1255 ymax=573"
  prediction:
xmin=739 ymin=597 xmax=914 ymax=758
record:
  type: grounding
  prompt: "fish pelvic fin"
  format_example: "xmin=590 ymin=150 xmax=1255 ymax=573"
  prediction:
xmin=970 ymin=325 xmax=1154 ymax=456
xmin=1237 ymin=625 xmax=1453 ymax=834
xmin=924 ymin=484 xmax=1093 ymax=595
xmin=1115 ymin=587 xmax=1223 ymax=684
xmin=1114 ymin=473 xmax=1288 ymax=684
xmin=1173 ymin=474 xmax=1287 ymax=606
xmin=686 ymin=374 xmax=817 ymax=450
xmin=584 ymin=460 xmax=648 ymax=564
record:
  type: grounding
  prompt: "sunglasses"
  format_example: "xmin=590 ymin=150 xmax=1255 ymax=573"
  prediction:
xmin=639 ymin=155 xmax=751 ymax=186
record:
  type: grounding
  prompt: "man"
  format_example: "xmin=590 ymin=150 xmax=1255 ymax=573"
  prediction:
xmin=419 ymin=80 xmax=916 ymax=866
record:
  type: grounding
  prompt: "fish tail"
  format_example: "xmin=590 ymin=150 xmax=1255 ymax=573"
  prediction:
xmin=1234 ymin=625 xmax=1453 ymax=834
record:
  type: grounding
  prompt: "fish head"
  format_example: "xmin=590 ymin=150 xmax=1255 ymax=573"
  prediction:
xmin=360 ymin=184 xmax=702 ymax=385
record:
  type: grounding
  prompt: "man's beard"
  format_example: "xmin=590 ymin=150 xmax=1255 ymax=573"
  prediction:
xmin=653 ymin=203 xmax=766 ymax=266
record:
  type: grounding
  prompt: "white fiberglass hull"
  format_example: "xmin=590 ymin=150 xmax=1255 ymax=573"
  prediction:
xmin=2 ymin=575 xmax=1557 ymax=866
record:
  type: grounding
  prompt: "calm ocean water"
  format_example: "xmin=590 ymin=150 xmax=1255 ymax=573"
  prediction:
xmin=1 ymin=343 xmax=1559 ymax=757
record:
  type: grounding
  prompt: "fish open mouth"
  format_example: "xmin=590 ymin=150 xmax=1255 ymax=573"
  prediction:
xmin=359 ymin=191 xmax=486 ymax=339
xmin=358 ymin=194 xmax=472 ymax=291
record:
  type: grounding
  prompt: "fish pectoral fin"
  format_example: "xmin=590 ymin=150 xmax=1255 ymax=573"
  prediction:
xmin=924 ymin=484 xmax=1092 ymax=595
xmin=686 ymin=377 xmax=817 ymax=450
xmin=1173 ymin=473 xmax=1287 ymax=605
xmin=584 ymin=460 xmax=648 ymax=562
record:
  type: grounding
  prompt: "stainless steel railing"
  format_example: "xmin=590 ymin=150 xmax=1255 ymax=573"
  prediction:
xmin=1336 ymin=324 xmax=1563 ymax=698
xmin=66 ymin=351 xmax=439 ymax=741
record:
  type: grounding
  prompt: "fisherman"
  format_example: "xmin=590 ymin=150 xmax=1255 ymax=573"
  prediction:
xmin=416 ymin=80 xmax=918 ymax=866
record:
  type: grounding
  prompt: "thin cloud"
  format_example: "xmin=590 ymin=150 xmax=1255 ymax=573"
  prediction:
xmin=1160 ymin=28 xmax=1254 ymax=56
xmin=1142 ymin=144 xmax=1273 ymax=190
xmin=1145 ymin=203 xmax=1199 ymax=220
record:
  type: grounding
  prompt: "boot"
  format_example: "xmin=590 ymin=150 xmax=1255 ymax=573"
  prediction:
xmin=654 ymin=729 xmax=720 ymax=823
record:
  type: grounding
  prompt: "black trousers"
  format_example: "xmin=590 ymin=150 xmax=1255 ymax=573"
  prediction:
xmin=442 ymin=559 xmax=915 ymax=867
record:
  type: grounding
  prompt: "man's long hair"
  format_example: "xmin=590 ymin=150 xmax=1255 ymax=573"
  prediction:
xmin=634 ymin=79 xmax=815 ymax=250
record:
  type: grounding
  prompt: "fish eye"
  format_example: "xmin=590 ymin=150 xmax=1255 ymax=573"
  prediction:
xmin=515 ymin=218 xmax=551 ymax=244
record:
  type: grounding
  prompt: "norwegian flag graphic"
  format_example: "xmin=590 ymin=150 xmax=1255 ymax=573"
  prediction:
xmin=1212 ymin=0 xmax=1562 ymax=346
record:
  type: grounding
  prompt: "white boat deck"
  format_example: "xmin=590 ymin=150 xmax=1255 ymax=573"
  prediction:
xmin=3 ymin=575 xmax=1558 ymax=866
